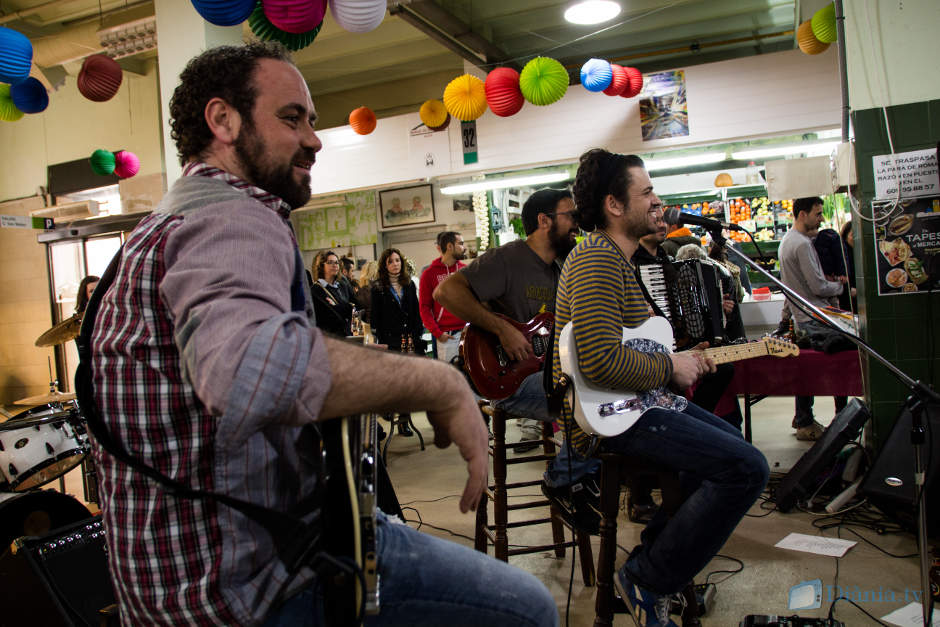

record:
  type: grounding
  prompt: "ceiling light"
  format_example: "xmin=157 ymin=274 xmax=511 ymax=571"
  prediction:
xmin=731 ymin=141 xmax=840 ymax=161
xmin=645 ymin=153 xmax=726 ymax=171
xmin=97 ymin=16 xmax=157 ymax=60
xmin=440 ymin=172 xmax=569 ymax=195
xmin=564 ymin=1 xmax=621 ymax=25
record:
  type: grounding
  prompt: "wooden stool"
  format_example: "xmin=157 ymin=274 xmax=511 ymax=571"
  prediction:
xmin=474 ymin=404 xmax=595 ymax=586
xmin=593 ymin=452 xmax=700 ymax=626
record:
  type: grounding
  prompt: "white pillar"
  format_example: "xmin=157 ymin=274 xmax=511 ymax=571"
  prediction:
xmin=154 ymin=0 xmax=243 ymax=187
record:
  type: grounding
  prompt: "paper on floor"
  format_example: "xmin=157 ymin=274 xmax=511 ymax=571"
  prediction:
xmin=882 ymin=601 xmax=938 ymax=626
xmin=774 ymin=532 xmax=857 ymax=557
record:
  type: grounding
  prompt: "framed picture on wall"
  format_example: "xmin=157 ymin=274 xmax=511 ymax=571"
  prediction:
xmin=379 ymin=184 xmax=435 ymax=228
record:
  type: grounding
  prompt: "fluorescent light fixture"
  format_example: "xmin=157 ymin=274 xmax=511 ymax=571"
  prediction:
xmin=564 ymin=0 xmax=621 ymax=25
xmin=98 ymin=16 xmax=157 ymax=60
xmin=645 ymin=152 xmax=726 ymax=171
xmin=731 ymin=141 xmax=841 ymax=161
xmin=440 ymin=172 xmax=569 ymax=195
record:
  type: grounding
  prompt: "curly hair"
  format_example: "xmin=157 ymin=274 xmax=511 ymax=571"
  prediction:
xmin=313 ymin=250 xmax=339 ymax=282
xmin=573 ymin=149 xmax=645 ymax=231
xmin=169 ymin=42 xmax=293 ymax=166
xmin=377 ymin=248 xmax=411 ymax=287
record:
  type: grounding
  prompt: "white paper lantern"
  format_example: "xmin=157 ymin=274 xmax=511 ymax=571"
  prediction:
xmin=330 ymin=0 xmax=386 ymax=33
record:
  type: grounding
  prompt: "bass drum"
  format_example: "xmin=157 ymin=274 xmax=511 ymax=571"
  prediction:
xmin=0 ymin=490 xmax=91 ymax=550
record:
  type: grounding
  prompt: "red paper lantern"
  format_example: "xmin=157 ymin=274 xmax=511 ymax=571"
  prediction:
xmin=620 ymin=66 xmax=643 ymax=98
xmin=484 ymin=67 xmax=524 ymax=117
xmin=349 ymin=106 xmax=376 ymax=135
xmin=77 ymin=55 xmax=123 ymax=102
xmin=602 ymin=64 xmax=627 ymax=96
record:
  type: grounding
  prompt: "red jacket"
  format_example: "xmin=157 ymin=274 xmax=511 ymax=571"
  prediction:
xmin=419 ymin=257 xmax=467 ymax=338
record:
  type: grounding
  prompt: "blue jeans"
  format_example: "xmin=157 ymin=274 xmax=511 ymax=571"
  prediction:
xmin=603 ymin=402 xmax=769 ymax=594
xmin=264 ymin=512 xmax=558 ymax=626
xmin=493 ymin=372 xmax=601 ymax=487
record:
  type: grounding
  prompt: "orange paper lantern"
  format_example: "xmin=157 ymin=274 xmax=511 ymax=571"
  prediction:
xmin=349 ymin=106 xmax=376 ymax=134
xmin=797 ymin=20 xmax=829 ymax=55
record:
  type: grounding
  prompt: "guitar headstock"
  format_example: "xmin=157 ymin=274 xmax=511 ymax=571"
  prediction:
xmin=763 ymin=336 xmax=800 ymax=357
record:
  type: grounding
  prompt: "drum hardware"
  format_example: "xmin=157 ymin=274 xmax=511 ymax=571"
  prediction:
xmin=34 ymin=312 xmax=83 ymax=347
xmin=0 ymin=403 xmax=89 ymax=492
xmin=13 ymin=361 xmax=77 ymax=407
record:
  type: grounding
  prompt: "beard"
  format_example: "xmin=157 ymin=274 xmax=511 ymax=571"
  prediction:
xmin=549 ymin=223 xmax=577 ymax=260
xmin=453 ymin=249 xmax=466 ymax=260
xmin=234 ymin=124 xmax=313 ymax=209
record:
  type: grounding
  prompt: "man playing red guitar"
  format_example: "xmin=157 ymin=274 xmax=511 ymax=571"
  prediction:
xmin=434 ymin=188 xmax=603 ymax=530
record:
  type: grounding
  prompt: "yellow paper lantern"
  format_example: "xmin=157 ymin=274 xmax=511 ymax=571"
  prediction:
xmin=797 ymin=20 xmax=829 ymax=55
xmin=419 ymin=99 xmax=448 ymax=128
xmin=443 ymin=74 xmax=487 ymax=122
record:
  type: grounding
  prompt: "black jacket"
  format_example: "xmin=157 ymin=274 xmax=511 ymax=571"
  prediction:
xmin=311 ymin=282 xmax=352 ymax=337
xmin=370 ymin=281 xmax=426 ymax=353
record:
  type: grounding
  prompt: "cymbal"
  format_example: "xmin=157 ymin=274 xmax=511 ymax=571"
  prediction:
xmin=14 ymin=390 xmax=77 ymax=406
xmin=35 ymin=313 xmax=83 ymax=347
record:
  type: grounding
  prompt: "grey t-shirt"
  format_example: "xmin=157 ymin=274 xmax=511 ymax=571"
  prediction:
xmin=779 ymin=227 xmax=843 ymax=325
xmin=460 ymin=239 xmax=558 ymax=322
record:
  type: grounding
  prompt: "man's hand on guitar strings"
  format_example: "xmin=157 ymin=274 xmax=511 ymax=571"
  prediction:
xmin=497 ymin=320 xmax=534 ymax=362
xmin=670 ymin=343 xmax=716 ymax=389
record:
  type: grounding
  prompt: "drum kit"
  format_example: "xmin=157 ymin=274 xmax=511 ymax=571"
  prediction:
xmin=0 ymin=314 xmax=96 ymax=548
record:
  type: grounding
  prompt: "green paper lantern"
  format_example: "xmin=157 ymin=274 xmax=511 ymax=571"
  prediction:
xmin=519 ymin=56 xmax=568 ymax=106
xmin=0 ymin=84 xmax=24 ymax=122
xmin=811 ymin=3 xmax=837 ymax=44
xmin=90 ymin=149 xmax=116 ymax=176
xmin=249 ymin=2 xmax=322 ymax=51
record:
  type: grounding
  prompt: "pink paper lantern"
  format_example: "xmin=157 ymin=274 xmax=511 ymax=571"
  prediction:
xmin=602 ymin=64 xmax=627 ymax=96
xmin=263 ymin=0 xmax=328 ymax=34
xmin=484 ymin=67 xmax=524 ymax=117
xmin=113 ymin=150 xmax=140 ymax=178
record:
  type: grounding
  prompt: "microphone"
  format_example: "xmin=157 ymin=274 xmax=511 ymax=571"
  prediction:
xmin=663 ymin=207 xmax=741 ymax=232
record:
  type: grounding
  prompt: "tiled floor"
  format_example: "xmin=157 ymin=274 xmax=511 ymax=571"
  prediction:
xmin=383 ymin=397 xmax=930 ymax=626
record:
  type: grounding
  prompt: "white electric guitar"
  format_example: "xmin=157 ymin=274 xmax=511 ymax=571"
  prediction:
xmin=559 ymin=317 xmax=799 ymax=438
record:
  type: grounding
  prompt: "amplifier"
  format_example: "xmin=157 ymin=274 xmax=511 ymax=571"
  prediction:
xmin=0 ymin=515 xmax=116 ymax=627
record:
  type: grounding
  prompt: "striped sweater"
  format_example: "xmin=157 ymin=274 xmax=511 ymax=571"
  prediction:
xmin=552 ymin=230 xmax=674 ymax=453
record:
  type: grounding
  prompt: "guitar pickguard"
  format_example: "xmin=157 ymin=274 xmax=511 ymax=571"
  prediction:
xmin=622 ymin=337 xmax=688 ymax=416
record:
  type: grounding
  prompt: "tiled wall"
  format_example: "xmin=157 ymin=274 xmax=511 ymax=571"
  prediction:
xmin=852 ymin=99 xmax=940 ymax=450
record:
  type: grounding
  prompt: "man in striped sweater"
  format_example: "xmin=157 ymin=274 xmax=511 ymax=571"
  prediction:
xmin=553 ymin=148 xmax=769 ymax=627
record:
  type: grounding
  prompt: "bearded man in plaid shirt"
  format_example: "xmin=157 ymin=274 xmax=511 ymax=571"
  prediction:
xmin=89 ymin=42 xmax=556 ymax=626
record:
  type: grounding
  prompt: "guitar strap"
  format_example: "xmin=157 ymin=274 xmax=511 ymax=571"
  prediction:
xmin=74 ymin=247 xmax=334 ymax=577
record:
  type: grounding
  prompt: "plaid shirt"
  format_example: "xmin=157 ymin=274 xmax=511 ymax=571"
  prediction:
xmin=91 ymin=163 xmax=330 ymax=625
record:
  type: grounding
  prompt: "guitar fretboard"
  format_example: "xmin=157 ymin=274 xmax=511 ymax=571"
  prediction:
xmin=693 ymin=341 xmax=770 ymax=365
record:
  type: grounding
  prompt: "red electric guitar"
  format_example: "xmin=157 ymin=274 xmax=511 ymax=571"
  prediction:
xmin=459 ymin=312 xmax=554 ymax=400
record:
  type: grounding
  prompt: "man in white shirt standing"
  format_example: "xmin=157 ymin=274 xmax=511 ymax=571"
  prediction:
xmin=778 ymin=196 xmax=851 ymax=440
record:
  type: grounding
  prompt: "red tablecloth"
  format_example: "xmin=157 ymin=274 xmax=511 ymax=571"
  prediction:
xmin=713 ymin=349 xmax=864 ymax=439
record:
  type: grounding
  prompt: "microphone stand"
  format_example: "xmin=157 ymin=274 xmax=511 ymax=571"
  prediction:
xmin=710 ymin=227 xmax=939 ymax=627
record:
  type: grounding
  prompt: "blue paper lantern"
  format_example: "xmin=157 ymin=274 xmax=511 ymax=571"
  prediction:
xmin=0 ymin=26 xmax=33 ymax=85
xmin=580 ymin=58 xmax=612 ymax=92
xmin=190 ymin=0 xmax=255 ymax=26
xmin=10 ymin=77 xmax=48 ymax=114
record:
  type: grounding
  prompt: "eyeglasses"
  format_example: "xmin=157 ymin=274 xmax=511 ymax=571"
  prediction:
xmin=325 ymin=260 xmax=340 ymax=265
xmin=548 ymin=210 xmax=581 ymax=221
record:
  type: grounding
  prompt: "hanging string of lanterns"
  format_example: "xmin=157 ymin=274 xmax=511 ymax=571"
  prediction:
xmin=0 ymin=26 xmax=48 ymax=122
xmin=89 ymin=149 xmax=141 ymax=178
xmin=798 ymin=2 xmax=836 ymax=56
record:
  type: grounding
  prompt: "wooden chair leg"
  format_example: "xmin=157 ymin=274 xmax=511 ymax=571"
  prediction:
xmin=576 ymin=530 xmax=596 ymax=587
xmin=681 ymin=582 xmax=702 ymax=626
xmin=474 ymin=492 xmax=488 ymax=553
xmin=491 ymin=410 xmax=509 ymax=561
xmin=594 ymin=455 xmax=620 ymax=626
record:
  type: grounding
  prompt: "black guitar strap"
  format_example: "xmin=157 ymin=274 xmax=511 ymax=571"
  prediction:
xmin=74 ymin=247 xmax=327 ymax=574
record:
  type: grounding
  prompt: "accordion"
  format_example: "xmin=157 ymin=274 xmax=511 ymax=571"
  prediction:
xmin=636 ymin=259 xmax=728 ymax=348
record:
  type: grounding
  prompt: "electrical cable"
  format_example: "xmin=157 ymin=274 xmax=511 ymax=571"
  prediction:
xmin=827 ymin=595 xmax=891 ymax=626
xmin=401 ymin=507 xmax=476 ymax=543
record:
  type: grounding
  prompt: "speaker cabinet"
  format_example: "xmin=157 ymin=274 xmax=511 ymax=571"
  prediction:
xmin=775 ymin=398 xmax=871 ymax=512
xmin=860 ymin=401 xmax=940 ymax=537
xmin=0 ymin=515 xmax=115 ymax=626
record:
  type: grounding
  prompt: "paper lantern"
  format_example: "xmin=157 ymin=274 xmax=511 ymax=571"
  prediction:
xmin=349 ymin=106 xmax=376 ymax=135
xmin=811 ymin=3 xmax=837 ymax=44
xmin=602 ymin=64 xmax=628 ymax=96
xmin=519 ymin=56 xmax=568 ymax=106
xmin=114 ymin=150 xmax=140 ymax=178
xmin=89 ymin=149 xmax=116 ymax=176
xmin=249 ymin=3 xmax=322 ymax=51
xmin=0 ymin=84 xmax=24 ymax=122
xmin=263 ymin=0 xmax=327 ymax=34
xmin=714 ymin=173 xmax=734 ymax=187
xmin=190 ymin=0 xmax=255 ymax=26
xmin=428 ymin=113 xmax=450 ymax=131
xmin=580 ymin=58 xmax=612 ymax=92
xmin=620 ymin=66 xmax=644 ymax=98
xmin=419 ymin=99 xmax=448 ymax=128
xmin=484 ymin=67 xmax=524 ymax=117
xmin=797 ymin=20 xmax=829 ymax=55
xmin=0 ymin=26 xmax=32 ymax=85
xmin=77 ymin=55 xmax=123 ymax=102
xmin=330 ymin=0 xmax=386 ymax=33
xmin=443 ymin=74 xmax=487 ymax=122
xmin=10 ymin=77 xmax=48 ymax=114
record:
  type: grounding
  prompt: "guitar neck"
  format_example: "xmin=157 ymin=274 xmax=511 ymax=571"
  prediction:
xmin=695 ymin=341 xmax=769 ymax=365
